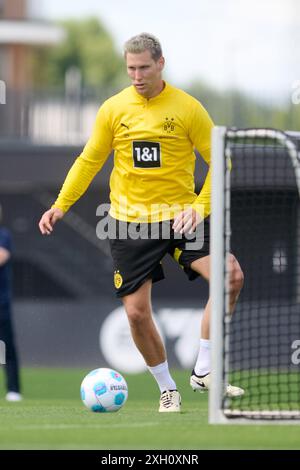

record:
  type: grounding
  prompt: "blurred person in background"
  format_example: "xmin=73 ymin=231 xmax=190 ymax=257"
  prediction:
xmin=39 ymin=33 xmax=244 ymax=412
xmin=0 ymin=204 xmax=22 ymax=402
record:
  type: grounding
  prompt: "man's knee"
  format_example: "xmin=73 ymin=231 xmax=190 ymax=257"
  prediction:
xmin=232 ymin=268 xmax=244 ymax=294
xmin=123 ymin=300 xmax=151 ymax=327
xmin=228 ymin=254 xmax=244 ymax=294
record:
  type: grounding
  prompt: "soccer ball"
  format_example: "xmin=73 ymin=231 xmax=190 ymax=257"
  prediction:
xmin=80 ymin=368 xmax=128 ymax=413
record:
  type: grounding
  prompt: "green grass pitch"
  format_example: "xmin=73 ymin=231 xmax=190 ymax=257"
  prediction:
xmin=0 ymin=368 xmax=299 ymax=450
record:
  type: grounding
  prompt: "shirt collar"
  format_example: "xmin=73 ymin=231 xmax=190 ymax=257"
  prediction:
xmin=131 ymin=81 xmax=169 ymax=103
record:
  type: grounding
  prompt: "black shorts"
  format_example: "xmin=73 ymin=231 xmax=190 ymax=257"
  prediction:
xmin=109 ymin=216 xmax=210 ymax=297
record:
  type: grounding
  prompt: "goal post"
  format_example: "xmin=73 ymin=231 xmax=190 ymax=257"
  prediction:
xmin=209 ymin=127 xmax=300 ymax=424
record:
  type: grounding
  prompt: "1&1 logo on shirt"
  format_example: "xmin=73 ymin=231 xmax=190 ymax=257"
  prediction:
xmin=132 ymin=141 xmax=161 ymax=168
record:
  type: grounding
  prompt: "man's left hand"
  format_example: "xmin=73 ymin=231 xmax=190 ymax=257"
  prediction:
xmin=172 ymin=208 xmax=202 ymax=235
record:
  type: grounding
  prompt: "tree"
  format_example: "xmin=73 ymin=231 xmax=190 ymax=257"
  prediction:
xmin=32 ymin=17 xmax=127 ymax=92
xmin=188 ymin=81 xmax=300 ymax=131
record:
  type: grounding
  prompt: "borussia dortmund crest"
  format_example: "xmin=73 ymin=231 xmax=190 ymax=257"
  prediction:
xmin=114 ymin=270 xmax=123 ymax=289
xmin=163 ymin=117 xmax=175 ymax=133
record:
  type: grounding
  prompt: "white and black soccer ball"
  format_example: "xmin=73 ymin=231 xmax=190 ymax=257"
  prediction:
xmin=80 ymin=368 xmax=128 ymax=413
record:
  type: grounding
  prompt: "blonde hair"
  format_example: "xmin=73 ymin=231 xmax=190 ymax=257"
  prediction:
xmin=124 ymin=33 xmax=162 ymax=61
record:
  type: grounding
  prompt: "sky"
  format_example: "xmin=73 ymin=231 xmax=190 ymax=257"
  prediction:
xmin=29 ymin=0 xmax=300 ymax=104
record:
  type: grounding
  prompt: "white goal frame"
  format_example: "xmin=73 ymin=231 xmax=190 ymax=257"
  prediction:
xmin=209 ymin=127 xmax=300 ymax=424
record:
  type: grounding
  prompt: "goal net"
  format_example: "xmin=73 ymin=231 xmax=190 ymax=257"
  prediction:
xmin=209 ymin=127 xmax=300 ymax=423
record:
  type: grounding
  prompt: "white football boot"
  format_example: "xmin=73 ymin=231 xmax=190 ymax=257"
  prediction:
xmin=190 ymin=371 xmax=244 ymax=397
xmin=159 ymin=389 xmax=181 ymax=412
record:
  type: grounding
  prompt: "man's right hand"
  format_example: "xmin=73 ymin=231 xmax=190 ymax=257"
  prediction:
xmin=38 ymin=207 xmax=64 ymax=235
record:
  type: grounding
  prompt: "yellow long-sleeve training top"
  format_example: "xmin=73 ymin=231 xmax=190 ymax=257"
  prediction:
xmin=53 ymin=82 xmax=214 ymax=223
